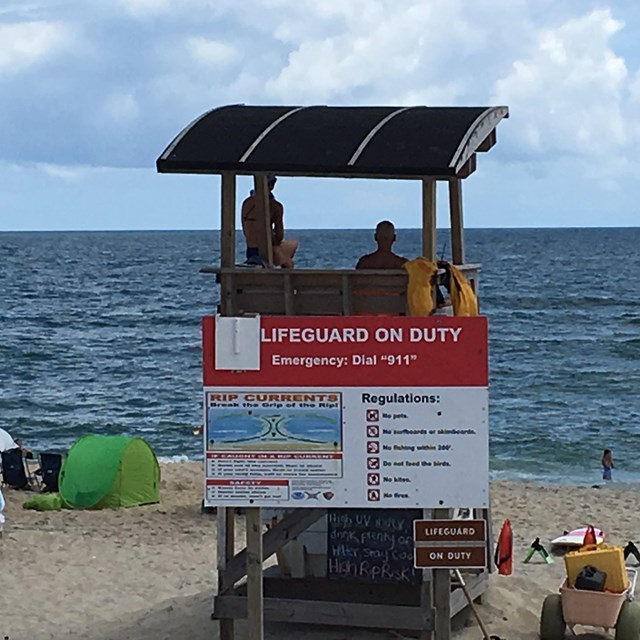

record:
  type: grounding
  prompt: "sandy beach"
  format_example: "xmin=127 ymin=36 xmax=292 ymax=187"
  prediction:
xmin=1 ymin=463 xmax=638 ymax=640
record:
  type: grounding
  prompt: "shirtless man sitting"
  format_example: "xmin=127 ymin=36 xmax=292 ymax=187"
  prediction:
xmin=355 ymin=220 xmax=407 ymax=269
xmin=241 ymin=175 xmax=298 ymax=268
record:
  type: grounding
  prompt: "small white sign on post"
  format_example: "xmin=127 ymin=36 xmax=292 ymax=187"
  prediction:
xmin=214 ymin=315 xmax=261 ymax=371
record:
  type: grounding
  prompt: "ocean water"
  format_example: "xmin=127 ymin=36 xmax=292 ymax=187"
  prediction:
xmin=1 ymin=228 xmax=639 ymax=486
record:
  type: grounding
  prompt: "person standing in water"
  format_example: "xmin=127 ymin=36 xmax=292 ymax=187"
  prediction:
xmin=602 ymin=448 xmax=614 ymax=481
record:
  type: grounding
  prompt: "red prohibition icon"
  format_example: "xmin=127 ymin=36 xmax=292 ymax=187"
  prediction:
xmin=367 ymin=441 xmax=380 ymax=454
xmin=367 ymin=457 xmax=380 ymax=470
xmin=366 ymin=409 xmax=379 ymax=422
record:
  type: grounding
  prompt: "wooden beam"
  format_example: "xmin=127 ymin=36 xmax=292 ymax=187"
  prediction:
xmin=253 ymin=175 xmax=273 ymax=267
xmin=420 ymin=508 xmax=433 ymax=640
xmin=261 ymin=575 xmax=421 ymax=605
xmin=477 ymin=130 xmax=496 ymax=152
xmin=214 ymin=596 xmax=434 ymax=630
xmin=479 ymin=507 xmax=493 ymax=578
xmin=217 ymin=507 xmax=236 ymax=640
xmin=449 ymin=106 xmax=508 ymax=174
xmin=421 ymin=179 xmax=436 ymax=260
xmin=246 ymin=507 xmax=264 ymax=640
xmin=220 ymin=172 xmax=236 ymax=268
xmin=448 ymin=180 xmax=465 ymax=265
xmin=221 ymin=508 xmax=326 ymax=591
xmin=433 ymin=508 xmax=451 ymax=640
xmin=283 ymin=273 xmax=294 ymax=315
xmin=342 ymin=274 xmax=353 ymax=315
xmin=221 ymin=273 xmax=236 ymax=316
xmin=456 ymin=154 xmax=476 ymax=179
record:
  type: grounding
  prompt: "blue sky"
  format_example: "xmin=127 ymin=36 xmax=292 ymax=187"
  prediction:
xmin=1 ymin=0 xmax=639 ymax=231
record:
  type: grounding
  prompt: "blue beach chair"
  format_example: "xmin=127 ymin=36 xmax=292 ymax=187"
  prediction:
xmin=1 ymin=448 xmax=30 ymax=489
xmin=38 ymin=452 xmax=63 ymax=493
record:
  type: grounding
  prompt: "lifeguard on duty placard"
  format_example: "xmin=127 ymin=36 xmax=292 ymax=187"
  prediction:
xmin=413 ymin=519 xmax=488 ymax=569
xmin=202 ymin=315 xmax=489 ymax=509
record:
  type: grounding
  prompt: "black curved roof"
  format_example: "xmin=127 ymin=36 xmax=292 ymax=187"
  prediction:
xmin=157 ymin=104 xmax=508 ymax=179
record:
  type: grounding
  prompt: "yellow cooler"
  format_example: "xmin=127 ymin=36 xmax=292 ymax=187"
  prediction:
xmin=564 ymin=544 xmax=628 ymax=593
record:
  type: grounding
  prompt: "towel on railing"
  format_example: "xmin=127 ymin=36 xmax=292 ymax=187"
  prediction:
xmin=403 ymin=257 xmax=438 ymax=316
xmin=441 ymin=262 xmax=478 ymax=317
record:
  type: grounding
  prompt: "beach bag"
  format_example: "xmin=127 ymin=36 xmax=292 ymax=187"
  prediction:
xmin=23 ymin=492 xmax=63 ymax=511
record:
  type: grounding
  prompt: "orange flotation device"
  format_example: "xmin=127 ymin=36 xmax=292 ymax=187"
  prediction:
xmin=494 ymin=519 xmax=513 ymax=575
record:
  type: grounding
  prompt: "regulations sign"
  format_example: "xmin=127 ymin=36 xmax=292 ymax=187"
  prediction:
xmin=202 ymin=315 xmax=489 ymax=509
xmin=413 ymin=519 xmax=487 ymax=569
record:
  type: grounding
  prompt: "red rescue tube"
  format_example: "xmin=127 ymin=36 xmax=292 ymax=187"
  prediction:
xmin=494 ymin=518 xmax=513 ymax=575
xmin=582 ymin=524 xmax=598 ymax=547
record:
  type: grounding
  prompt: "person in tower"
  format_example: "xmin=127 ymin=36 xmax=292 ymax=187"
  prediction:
xmin=241 ymin=175 xmax=298 ymax=268
xmin=355 ymin=220 xmax=408 ymax=269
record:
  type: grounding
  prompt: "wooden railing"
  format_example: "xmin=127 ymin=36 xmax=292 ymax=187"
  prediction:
xmin=201 ymin=265 xmax=480 ymax=317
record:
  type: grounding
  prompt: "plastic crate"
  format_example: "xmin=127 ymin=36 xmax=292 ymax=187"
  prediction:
xmin=564 ymin=544 xmax=628 ymax=593
xmin=560 ymin=579 xmax=626 ymax=628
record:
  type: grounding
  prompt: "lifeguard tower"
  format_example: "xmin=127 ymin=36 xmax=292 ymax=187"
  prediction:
xmin=157 ymin=104 xmax=508 ymax=640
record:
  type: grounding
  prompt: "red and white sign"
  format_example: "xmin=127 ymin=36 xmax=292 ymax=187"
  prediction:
xmin=202 ymin=316 xmax=488 ymax=388
xmin=206 ymin=478 xmax=289 ymax=501
xmin=203 ymin=316 xmax=489 ymax=509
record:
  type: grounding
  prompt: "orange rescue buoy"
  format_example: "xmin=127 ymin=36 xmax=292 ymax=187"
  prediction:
xmin=494 ymin=519 xmax=513 ymax=575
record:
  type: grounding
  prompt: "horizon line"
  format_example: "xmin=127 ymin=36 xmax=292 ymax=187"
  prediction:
xmin=1 ymin=224 xmax=639 ymax=234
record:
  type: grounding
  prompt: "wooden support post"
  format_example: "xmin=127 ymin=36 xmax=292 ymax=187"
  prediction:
xmin=246 ymin=507 xmax=264 ymax=640
xmin=253 ymin=175 xmax=274 ymax=267
xmin=421 ymin=179 xmax=437 ymax=260
xmin=433 ymin=508 xmax=451 ymax=640
xmin=342 ymin=274 xmax=353 ymax=315
xmin=448 ymin=179 xmax=465 ymax=265
xmin=481 ymin=506 xmax=493 ymax=578
xmin=420 ymin=508 xmax=433 ymax=640
xmin=220 ymin=172 xmax=236 ymax=268
xmin=217 ymin=507 xmax=236 ymax=640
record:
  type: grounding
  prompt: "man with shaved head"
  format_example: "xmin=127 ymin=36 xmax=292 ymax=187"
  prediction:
xmin=355 ymin=220 xmax=408 ymax=269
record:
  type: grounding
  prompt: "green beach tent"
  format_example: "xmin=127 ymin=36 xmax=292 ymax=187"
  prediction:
xmin=59 ymin=435 xmax=160 ymax=509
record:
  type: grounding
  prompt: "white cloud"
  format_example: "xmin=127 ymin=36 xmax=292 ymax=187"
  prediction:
xmin=1 ymin=160 xmax=108 ymax=183
xmin=35 ymin=163 xmax=93 ymax=181
xmin=100 ymin=91 xmax=140 ymax=123
xmin=186 ymin=36 xmax=236 ymax=67
xmin=1 ymin=0 xmax=640 ymax=225
xmin=491 ymin=9 xmax=632 ymax=161
xmin=0 ymin=3 xmax=45 ymax=19
xmin=262 ymin=0 xmax=537 ymax=104
xmin=265 ymin=2 xmax=445 ymax=102
xmin=0 ymin=21 xmax=74 ymax=74
xmin=113 ymin=0 xmax=171 ymax=18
